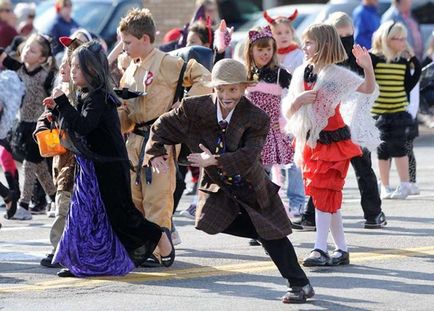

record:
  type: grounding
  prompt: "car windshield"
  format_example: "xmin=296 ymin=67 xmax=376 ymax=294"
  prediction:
xmin=34 ymin=1 xmax=111 ymax=34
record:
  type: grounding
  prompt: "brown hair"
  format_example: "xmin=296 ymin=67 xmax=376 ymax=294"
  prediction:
xmin=188 ymin=20 xmax=212 ymax=46
xmin=243 ymin=29 xmax=279 ymax=79
xmin=25 ymin=33 xmax=57 ymax=71
xmin=117 ymin=8 xmax=156 ymax=43
xmin=302 ymin=23 xmax=347 ymax=67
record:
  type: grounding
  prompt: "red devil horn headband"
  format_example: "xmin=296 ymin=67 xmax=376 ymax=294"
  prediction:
xmin=263 ymin=9 xmax=298 ymax=25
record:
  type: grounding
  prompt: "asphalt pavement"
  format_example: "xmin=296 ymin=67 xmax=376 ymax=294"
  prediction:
xmin=0 ymin=127 xmax=433 ymax=311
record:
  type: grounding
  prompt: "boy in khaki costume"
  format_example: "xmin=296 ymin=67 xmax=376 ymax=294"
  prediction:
xmin=117 ymin=8 xmax=210 ymax=229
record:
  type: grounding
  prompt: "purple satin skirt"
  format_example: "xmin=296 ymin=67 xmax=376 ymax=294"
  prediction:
xmin=53 ymin=156 xmax=134 ymax=277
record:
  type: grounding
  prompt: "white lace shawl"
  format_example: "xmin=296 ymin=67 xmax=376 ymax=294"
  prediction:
xmin=0 ymin=71 xmax=25 ymax=139
xmin=340 ymin=84 xmax=381 ymax=151
xmin=282 ymin=64 xmax=363 ymax=163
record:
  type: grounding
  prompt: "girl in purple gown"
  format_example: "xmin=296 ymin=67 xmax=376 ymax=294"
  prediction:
xmin=44 ymin=41 xmax=175 ymax=277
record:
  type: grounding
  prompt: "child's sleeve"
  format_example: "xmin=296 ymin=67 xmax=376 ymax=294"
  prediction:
xmin=405 ymin=56 xmax=422 ymax=94
xmin=2 ymin=54 xmax=22 ymax=71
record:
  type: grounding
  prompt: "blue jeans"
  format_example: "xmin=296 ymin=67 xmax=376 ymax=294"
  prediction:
xmin=286 ymin=164 xmax=305 ymax=209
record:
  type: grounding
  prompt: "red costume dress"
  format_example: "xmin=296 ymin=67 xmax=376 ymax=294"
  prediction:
xmin=302 ymin=82 xmax=362 ymax=213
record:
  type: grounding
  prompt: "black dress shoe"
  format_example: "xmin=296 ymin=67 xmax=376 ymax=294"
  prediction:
xmin=282 ymin=283 xmax=315 ymax=304
xmin=40 ymin=253 xmax=62 ymax=268
xmin=160 ymin=227 xmax=175 ymax=267
xmin=291 ymin=217 xmax=316 ymax=231
xmin=249 ymin=239 xmax=261 ymax=246
xmin=302 ymin=249 xmax=330 ymax=267
xmin=329 ymin=249 xmax=350 ymax=266
xmin=364 ymin=212 xmax=387 ymax=229
xmin=57 ymin=268 xmax=75 ymax=277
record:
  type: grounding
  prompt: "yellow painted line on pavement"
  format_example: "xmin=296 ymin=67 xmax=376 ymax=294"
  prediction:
xmin=1 ymin=245 xmax=434 ymax=294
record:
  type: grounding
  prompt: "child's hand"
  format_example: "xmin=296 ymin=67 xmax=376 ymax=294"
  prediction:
xmin=149 ymin=155 xmax=169 ymax=173
xmin=52 ymin=87 xmax=65 ymax=99
xmin=42 ymin=97 xmax=56 ymax=109
xmin=46 ymin=112 xmax=54 ymax=122
xmin=297 ymin=90 xmax=317 ymax=105
xmin=353 ymin=45 xmax=372 ymax=70
xmin=215 ymin=19 xmax=233 ymax=53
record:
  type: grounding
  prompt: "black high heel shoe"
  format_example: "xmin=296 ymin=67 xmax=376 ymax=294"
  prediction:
xmin=160 ymin=227 xmax=175 ymax=267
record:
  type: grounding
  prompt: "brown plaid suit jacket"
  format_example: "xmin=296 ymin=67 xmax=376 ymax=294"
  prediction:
xmin=145 ymin=94 xmax=292 ymax=240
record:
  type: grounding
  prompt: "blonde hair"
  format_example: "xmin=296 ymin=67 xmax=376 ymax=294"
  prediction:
xmin=370 ymin=21 xmax=408 ymax=62
xmin=326 ymin=11 xmax=353 ymax=30
xmin=0 ymin=0 xmax=11 ymax=10
xmin=118 ymin=8 xmax=156 ymax=43
xmin=302 ymin=23 xmax=347 ymax=67
xmin=425 ymin=33 xmax=434 ymax=58
xmin=243 ymin=31 xmax=279 ymax=80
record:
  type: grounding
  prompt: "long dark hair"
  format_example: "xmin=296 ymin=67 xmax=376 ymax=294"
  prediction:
xmin=70 ymin=41 xmax=119 ymax=105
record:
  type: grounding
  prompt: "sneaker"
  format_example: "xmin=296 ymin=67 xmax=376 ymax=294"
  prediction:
xmin=12 ymin=206 xmax=32 ymax=220
xmin=291 ymin=217 xmax=316 ymax=231
xmin=30 ymin=203 xmax=47 ymax=215
xmin=364 ymin=212 xmax=387 ymax=229
xmin=282 ymin=283 xmax=315 ymax=304
xmin=390 ymin=184 xmax=410 ymax=200
xmin=46 ymin=202 xmax=56 ymax=218
xmin=40 ymin=253 xmax=61 ymax=268
xmin=408 ymin=183 xmax=420 ymax=195
xmin=186 ymin=183 xmax=198 ymax=195
xmin=380 ymin=185 xmax=394 ymax=200
xmin=180 ymin=204 xmax=196 ymax=220
xmin=290 ymin=204 xmax=303 ymax=217
xmin=171 ymin=226 xmax=182 ymax=246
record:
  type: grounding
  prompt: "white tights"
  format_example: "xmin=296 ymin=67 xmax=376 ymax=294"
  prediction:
xmin=314 ymin=209 xmax=347 ymax=253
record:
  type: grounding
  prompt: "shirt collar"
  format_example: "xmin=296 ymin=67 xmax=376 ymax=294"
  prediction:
xmin=216 ymin=99 xmax=235 ymax=124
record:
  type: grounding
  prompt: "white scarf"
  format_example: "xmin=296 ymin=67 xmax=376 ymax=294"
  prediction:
xmin=0 ymin=71 xmax=25 ymax=139
xmin=282 ymin=64 xmax=364 ymax=163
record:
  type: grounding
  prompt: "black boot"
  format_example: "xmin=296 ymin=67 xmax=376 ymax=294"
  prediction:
xmin=5 ymin=171 xmax=20 ymax=200
xmin=4 ymin=172 xmax=19 ymax=219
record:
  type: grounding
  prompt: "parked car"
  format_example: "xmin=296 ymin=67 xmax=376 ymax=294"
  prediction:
xmin=232 ymin=0 xmax=434 ymax=53
xmin=33 ymin=0 xmax=142 ymax=50
xmin=231 ymin=3 xmax=326 ymax=51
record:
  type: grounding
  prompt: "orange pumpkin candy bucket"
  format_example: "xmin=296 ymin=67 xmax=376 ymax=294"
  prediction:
xmin=35 ymin=127 xmax=67 ymax=157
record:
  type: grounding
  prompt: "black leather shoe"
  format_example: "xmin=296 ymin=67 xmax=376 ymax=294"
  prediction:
xmin=282 ymin=283 xmax=315 ymax=304
xmin=302 ymin=249 xmax=330 ymax=267
xmin=291 ymin=217 xmax=316 ymax=231
xmin=364 ymin=212 xmax=387 ymax=229
xmin=57 ymin=268 xmax=75 ymax=277
xmin=160 ymin=227 xmax=175 ymax=267
xmin=329 ymin=249 xmax=350 ymax=266
xmin=249 ymin=239 xmax=261 ymax=246
xmin=40 ymin=253 xmax=62 ymax=268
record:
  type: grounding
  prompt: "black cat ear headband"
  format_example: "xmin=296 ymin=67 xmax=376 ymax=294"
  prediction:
xmin=387 ymin=20 xmax=397 ymax=36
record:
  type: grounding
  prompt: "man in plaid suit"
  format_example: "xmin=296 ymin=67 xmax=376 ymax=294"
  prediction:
xmin=144 ymin=59 xmax=314 ymax=304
